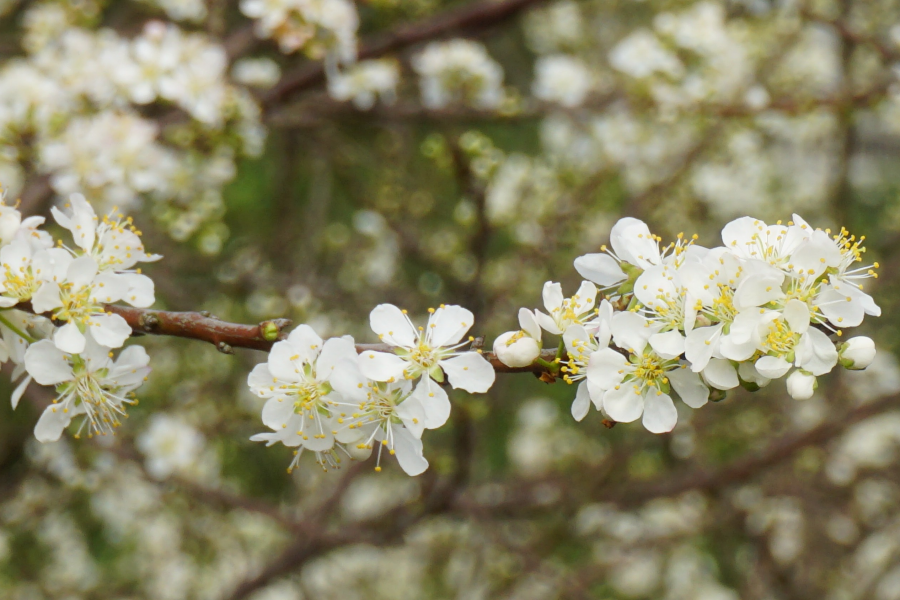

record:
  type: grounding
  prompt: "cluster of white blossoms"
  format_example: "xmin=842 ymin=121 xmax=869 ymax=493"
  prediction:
xmin=239 ymin=0 xmax=358 ymax=64
xmin=326 ymin=60 xmax=401 ymax=111
xmin=494 ymin=216 xmax=881 ymax=434
xmin=0 ymin=19 xmax=263 ymax=239
xmin=0 ymin=191 xmax=157 ymax=442
xmin=532 ymin=54 xmax=593 ymax=108
xmin=609 ymin=2 xmax=757 ymax=113
xmin=248 ymin=304 xmax=495 ymax=475
xmin=411 ymin=40 xmax=506 ymax=110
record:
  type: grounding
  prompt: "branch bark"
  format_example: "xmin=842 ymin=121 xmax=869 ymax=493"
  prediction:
xmin=94 ymin=304 xmax=560 ymax=374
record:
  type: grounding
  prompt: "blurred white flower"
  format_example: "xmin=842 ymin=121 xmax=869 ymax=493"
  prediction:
xmin=532 ymin=54 xmax=592 ymax=107
xmin=412 ymin=40 xmax=504 ymax=110
xmin=609 ymin=29 xmax=684 ymax=80
xmin=137 ymin=414 xmax=205 ymax=479
xmin=327 ymin=59 xmax=400 ymax=109
xmin=231 ymin=57 xmax=282 ymax=89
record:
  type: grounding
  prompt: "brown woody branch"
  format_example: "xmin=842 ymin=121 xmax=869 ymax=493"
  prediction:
xmin=98 ymin=304 xmax=559 ymax=374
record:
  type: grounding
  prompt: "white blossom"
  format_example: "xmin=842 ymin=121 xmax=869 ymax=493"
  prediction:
xmin=359 ymin=304 xmax=495 ymax=428
xmin=231 ymin=57 xmax=282 ymax=89
xmin=534 ymin=280 xmax=597 ymax=335
xmin=493 ymin=308 xmax=542 ymax=368
xmin=327 ymin=59 xmax=400 ymax=110
xmin=412 ymin=40 xmax=505 ymax=110
xmin=248 ymin=324 xmax=360 ymax=469
xmin=532 ymin=55 xmax=592 ymax=108
xmin=136 ymin=414 xmax=205 ymax=479
xmin=240 ymin=0 xmax=359 ymax=63
xmin=25 ymin=335 xmax=150 ymax=442
xmin=609 ymin=29 xmax=684 ymax=80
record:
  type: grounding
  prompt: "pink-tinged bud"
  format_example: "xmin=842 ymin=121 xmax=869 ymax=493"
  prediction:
xmin=493 ymin=331 xmax=540 ymax=368
xmin=786 ymin=370 xmax=816 ymax=400
xmin=839 ymin=337 xmax=876 ymax=370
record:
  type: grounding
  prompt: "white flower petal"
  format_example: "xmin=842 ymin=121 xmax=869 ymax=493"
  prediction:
xmin=783 ymin=299 xmax=810 ymax=333
xmin=733 ymin=273 xmax=785 ymax=310
xmin=533 ymin=309 xmax=561 ymax=335
xmin=573 ymin=281 xmax=597 ymax=314
xmin=649 ymin=330 xmax=684 ymax=360
xmin=24 ymin=340 xmax=73 ymax=385
xmin=369 ymin=304 xmax=417 ymax=347
xmin=668 ymin=367 xmax=709 ymax=408
xmin=11 ymin=374 xmax=31 ymax=410
xmin=571 ymin=380 xmax=591 ymax=422
xmin=542 ymin=281 xmax=564 ymax=312
xmin=573 ymin=253 xmax=627 ymax=286
xmin=818 ymin=286 xmax=864 ymax=328
xmin=702 ymin=358 xmax=739 ymax=390
xmin=286 ymin=325 xmax=324 ymax=362
xmin=53 ymin=322 xmax=86 ymax=354
xmin=518 ymin=308 xmax=542 ymax=340
xmin=755 ymin=355 xmax=791 ymax=379
xmin=563 ymin=324 xmax=591 ymax=356
xmin=611 ymin=311 xmax=655 ymax=354
xmin=796 ymin=328 xmax=838 ymax=376
xmin=391 ymin=425 xmax=429 ymax=476
xmin=611 ymin=217 xmax=660 ymax=268
xmin=262 ymin=397 xmax=295 ymax=429
xmin=247 ymin=363 xmax=275 ymax=397
xmin=66 ymin=256 xmax=99 ymax=289
xmin=330 ymin=359 xmax=369 ymax=403
xmin=685 ymin=324 xmax=722 ymax=372
xmin=738 ymin=361 xmax=771 ymax=387
xmin=602 ymin=383 xmax=644 ymax=423
xmin=35 ymin=403 xmax=74 ymax=442
xmin=89 ymin=314 xmax=132 ymax=349
xmin=587 ymin=348 xmax=629 ymax=390
xmin=414 ymin=377 xmax=451 ymax=429
xmin=268 ymin=341 xmax=305 ymax=382
xmin=119 ymin=273 xmax=156 ymax=308
xmin=316 ymin=336 xmax=358 ymax=377
xmin=358 ymin=350 xmax=408 ymax=382
xmin=31 ymin=282 xmax=62 ymax=313
xmin=642 ymin=391 xmax=677 ymax=433
xmin=441 ymin=352 xmax=495 ymax=393
xmin=395 ymin=395 xmax=427 ymax=438
xmin=90 ymin=271 xmax=128 ymax=304
xmin=428 ymin=304 xmax=475 ymax=347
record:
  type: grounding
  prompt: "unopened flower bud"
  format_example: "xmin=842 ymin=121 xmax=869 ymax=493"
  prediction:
xmin=839 ymin=336 xmax=876 ymax=370
xmin=786 ymin=370 xmax=816 ymax=400
xmin=493 ymin=331 xmax=541 ymax=368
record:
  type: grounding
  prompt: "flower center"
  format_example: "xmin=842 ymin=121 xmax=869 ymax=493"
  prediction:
xmin=2 ymin=264 xmax=40 ymax=300
xmin=763 ymin=319 xmax=799 ymax=355
xmin=55 ymin=284 xmax=101 ymax=326
xmin=632 ymin=352 xmax=668 ymax=385
xmin=289 ymin=379 xmax=333 ymax=415
xmin=64 ymin=366 xmax=136 ymax=439
xmin=711 ymin=286 xmax=736 ymax=323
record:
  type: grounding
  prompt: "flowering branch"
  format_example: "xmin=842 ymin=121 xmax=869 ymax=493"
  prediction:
xmin=100 ymin=304 xmax=562 ymax=373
